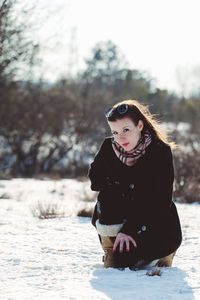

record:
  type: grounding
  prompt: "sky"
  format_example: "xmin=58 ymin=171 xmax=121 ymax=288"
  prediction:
xmin=31 ymin=0 xmax=200 ymax=95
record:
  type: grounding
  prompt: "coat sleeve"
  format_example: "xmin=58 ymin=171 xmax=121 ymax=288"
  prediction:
xmin=88 ymin=139 xmax=116 ymax=227
xmin=88 ymin=139 xmax=112 ymax=191
xmin=120 ymin=144 xmax=175 ymax=237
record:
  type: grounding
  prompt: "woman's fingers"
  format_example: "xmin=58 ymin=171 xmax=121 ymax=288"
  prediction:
xmin=129 ymin=236 xmax=137 ymax=248
xmin=125 ymin=239 xmax=130 ymax=252
xmin=124 ymin=236 xmax=137 ymax=252
xmin=113 ymin=235 xmax=120 ymax=252
xmin=119 ymin=239 xmax=125 ymax=253
xmin=113 ymin=233 xmax=137 ymax=252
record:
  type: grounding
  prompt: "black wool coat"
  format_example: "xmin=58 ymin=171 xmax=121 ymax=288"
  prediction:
xmin=88 ymin=137 xmax=182 ymax=259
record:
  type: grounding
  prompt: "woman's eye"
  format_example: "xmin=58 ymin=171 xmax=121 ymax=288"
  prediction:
xmin=112 ymin=132 xmax=118 ymax=136
xmin=124 ymin=128 xmax=129 ymax=133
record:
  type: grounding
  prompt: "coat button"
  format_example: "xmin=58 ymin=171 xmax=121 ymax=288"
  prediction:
xmin=129 ymin=183 xmax=135 ymax=189
xmin=141 ymin=225 xmax=146 ymax=232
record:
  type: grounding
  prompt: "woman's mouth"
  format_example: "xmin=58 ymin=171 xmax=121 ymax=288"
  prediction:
xmin=122 ymin=143 xmax=129 ymax=147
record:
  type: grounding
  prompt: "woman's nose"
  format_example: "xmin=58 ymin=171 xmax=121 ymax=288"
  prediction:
xmin=118 ymin=133 xmax=126 ymax=139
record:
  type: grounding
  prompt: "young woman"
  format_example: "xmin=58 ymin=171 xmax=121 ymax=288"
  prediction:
xmin=88 ymin=99 xmax=182 ymax=269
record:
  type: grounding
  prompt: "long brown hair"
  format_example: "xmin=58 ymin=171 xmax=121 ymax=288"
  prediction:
xmin=106 ymin=99 xmax=175 ymax=148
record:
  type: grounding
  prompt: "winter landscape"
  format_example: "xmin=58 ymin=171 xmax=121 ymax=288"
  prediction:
xmin=1 ymin=1 xmax=200 ymax=299
xmin=1 ymin=178 xmax=200 ymax=300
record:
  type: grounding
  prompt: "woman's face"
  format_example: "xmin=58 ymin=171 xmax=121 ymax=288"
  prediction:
xmin=108 ymin=117 xmax=144 ymax=151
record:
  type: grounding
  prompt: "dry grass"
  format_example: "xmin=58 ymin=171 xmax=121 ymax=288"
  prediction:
xmin=76 ymin=176 xmax=88 ymax=182
xmin=77 ymin=207 xmax=93 ymax=218
xmin=31 ymin=201 xmax=65 ymax=219
xmin=76 ymin=185 xmax=96 ymax=217
xmin=0 ymin=193 xmax=10 ymax=199
xmin=79 ymin=186 xmax=97 ymax=203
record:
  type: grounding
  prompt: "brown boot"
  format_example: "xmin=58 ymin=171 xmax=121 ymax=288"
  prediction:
xmin=95 ymin=220 xmax=124 ymax=268
xmin=101 ymin=236 xmax=116 ymax=268
xmin=156 ymin=251 xmax=176 ymax=267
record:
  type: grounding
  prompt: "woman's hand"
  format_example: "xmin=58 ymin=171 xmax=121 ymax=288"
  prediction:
xmin=113 ymin=232 xmax=137 ymax=253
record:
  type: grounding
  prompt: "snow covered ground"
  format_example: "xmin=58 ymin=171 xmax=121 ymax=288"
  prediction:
xmin=0 ymin=178 xmax=200 ymax=300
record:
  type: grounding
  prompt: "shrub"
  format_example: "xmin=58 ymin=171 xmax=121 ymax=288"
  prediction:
xmin=173 ymin=129 xmax=200 ymax=203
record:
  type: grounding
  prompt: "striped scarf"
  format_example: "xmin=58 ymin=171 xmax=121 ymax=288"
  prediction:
xmin=112 ymin=131 xmax=152 ymax=166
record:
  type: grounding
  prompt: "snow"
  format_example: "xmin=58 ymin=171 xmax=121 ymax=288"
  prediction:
xmin=0 ymin=178 xmax=200 ymax=300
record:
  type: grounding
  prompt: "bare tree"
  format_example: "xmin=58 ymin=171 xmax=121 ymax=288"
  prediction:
xmin=175 ymin=65 xmax=200 ymax=98
xmin=0 ymin=0 xmax=40 ymax=84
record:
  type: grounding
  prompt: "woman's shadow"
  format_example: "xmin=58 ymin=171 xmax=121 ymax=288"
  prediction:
xmin=90 ymin=265 xmax=194 ymax=300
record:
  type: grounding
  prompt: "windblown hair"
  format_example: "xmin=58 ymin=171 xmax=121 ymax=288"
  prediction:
xmin=107 ymin=99 xmax=175 ymax=148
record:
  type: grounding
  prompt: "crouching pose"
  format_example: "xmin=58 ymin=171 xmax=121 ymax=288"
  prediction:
xmin=88 ymin=99 xmax=182 ymax=269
